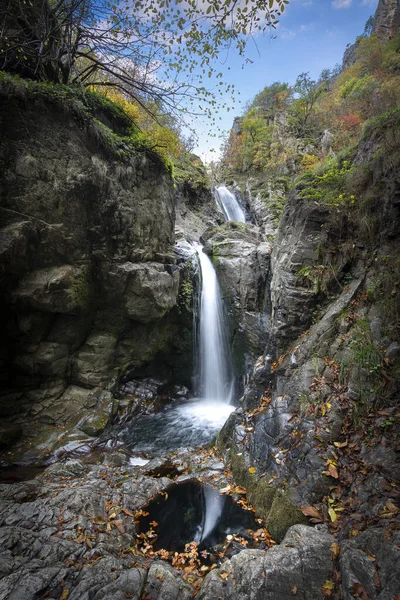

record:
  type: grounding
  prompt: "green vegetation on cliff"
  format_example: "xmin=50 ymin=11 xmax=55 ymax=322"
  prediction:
xmin=221 ymin=31 xmax=400 ymax=214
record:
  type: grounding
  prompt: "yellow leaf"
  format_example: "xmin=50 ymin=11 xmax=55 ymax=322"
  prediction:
xmin=323 ymin=579 xmax=335 ymax=590
xmin=60 ymin=591 xmax=69 ymax=600
xmin=331 ymin=542 xmax=340 ymax=558
xmin=333 ymin=441 xmax=348 ymax=448
xmin=328 ymin=507 xmax=337 ymax=522
xmin=349 ymin=529 xmax=359 ymax=537
xmin=248 ymin=467 xmax=256 ymax=474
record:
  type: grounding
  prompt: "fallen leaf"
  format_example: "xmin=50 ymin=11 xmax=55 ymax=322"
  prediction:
xmin=352 ymin=582 xmax=370 ymax=598
xmin=300 ymin=505 xmax=322 ymax=520
xmin=331 ymin=542 xmax=340 ymax=558
xmin=291 ymin=585 xmax=297 ymax=595
xmin=322 ymin=579 xmax=335 ymax=596
xmin=333 ymin=441 xmax=348 ymax=448
xmin=328 ymin=507 xmax=337 ymax=522
xmin=60 ymin=590 xmax=69 ymax=600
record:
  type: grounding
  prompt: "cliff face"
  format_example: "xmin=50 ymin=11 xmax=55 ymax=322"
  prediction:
xmin=373 ymin=0 xmax=400 ymax=39
xmin=0 ymin=82 xmax=196 ymax=459
xmin=216 ymin=106 xmax=400 ymax=598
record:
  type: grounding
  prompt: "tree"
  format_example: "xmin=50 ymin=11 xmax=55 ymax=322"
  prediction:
xmin=251 ymin=81 xmax=292 ymax=122
xmin=289 ymin=72 xmax=325 ymax=136
xmin=0 ymin=0 xmax=288 ymax=122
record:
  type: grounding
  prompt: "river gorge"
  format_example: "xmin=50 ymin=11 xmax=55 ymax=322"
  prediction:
xmin=0 ymin=2 xmax=399 ymax=597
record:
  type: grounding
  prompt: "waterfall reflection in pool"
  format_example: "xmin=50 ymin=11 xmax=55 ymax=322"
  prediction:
xmin=138 ymin=480 xmax=257 ymax=552
xmin=120 ymin=398 xmax=234 ymax=454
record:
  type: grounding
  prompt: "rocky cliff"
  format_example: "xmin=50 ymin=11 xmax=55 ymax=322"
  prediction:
xmin=0 ymin=77 xmax=203 ymax=463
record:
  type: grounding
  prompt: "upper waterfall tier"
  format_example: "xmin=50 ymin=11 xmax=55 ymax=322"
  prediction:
xmin=214 ymin=185 xmax=246 ymax=223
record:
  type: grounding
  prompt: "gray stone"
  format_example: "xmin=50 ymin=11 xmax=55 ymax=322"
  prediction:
xmin=125 ymin=263 xmax=180 ymax=323
xmin=13 ymin=265 xmax=91 ymax=314
xmin=197 ymin=524 xmax=334 ymax=600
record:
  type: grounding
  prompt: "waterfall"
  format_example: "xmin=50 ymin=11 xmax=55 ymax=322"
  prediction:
xmin=121 ymin=243 xmax=235 ymax=454
xmin=214 ymin=185 xmax=246 ymax=223
xmin=195 ymin=245 xmax=233 ymax=403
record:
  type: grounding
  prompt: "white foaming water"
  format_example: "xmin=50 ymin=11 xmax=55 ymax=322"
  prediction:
xmin=196 ymin=245 xmax=233 ymax=404
xmin=214 ymin=186 xmax=246 ymax=223
xmin=177 ymin=399 xmax=234 ymax=425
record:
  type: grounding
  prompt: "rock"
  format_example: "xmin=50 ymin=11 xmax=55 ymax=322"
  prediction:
xmin=13 ymin=265 xmax=91 ymax=314
xmin=321 ymin=129 xmax=334 ymax=156
xmin=0 ymin=423 xmax=22 ymax=449
xmin=143 ymin=561 xmax=193 ymax=599
xmin=340 ymin=528 xmax=400 ymax=599
xmin=71 ymin=333 xmax=117 ymax=388
xmin=197 ymin=524 xmax=334 ymax=600
xmin=372 ymin=0 xmax=400 ymax=40
xmin=203 ymin=223 xmax=271 ymax=370
xmin=78 ymin=389 xmax=117 ymax=437
xmin=125 ymin=263 xmax=180 ymax=323
xmin=0 ymin=221 xmax=36 ymax=278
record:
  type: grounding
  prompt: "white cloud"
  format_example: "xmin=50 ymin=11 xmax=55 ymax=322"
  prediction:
xmin=279 ymin=27 xmax=296 ymax=39
xmin=332 ymin=0 xmax=352 ymax=7
xmin=299 ymin=23 xmax=314 ymax=32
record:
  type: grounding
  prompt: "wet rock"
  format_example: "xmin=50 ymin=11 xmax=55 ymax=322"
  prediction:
xmin=78 ymin=389 xmax=117 ymax=437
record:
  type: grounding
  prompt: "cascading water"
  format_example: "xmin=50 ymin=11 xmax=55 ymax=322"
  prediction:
xmin=196 ymin=244 xmax=232 ymax=403
xmin=120 ymin=243 xmax=234 ymax=455
xmin=214 ymin=185 xmax=246 ymax=223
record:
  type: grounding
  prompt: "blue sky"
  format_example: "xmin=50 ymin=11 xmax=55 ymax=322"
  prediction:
xmin=190 ymin=0 xmax=378 ymax=161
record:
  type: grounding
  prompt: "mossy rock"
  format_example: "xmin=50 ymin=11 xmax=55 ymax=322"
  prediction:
xmin=79 ymin=412 xmax=110 ymax=437
xmin=266 ymin=491 xmax=308 ymax=542
xmin=218 ymin=423 xmax=307 ymax=543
